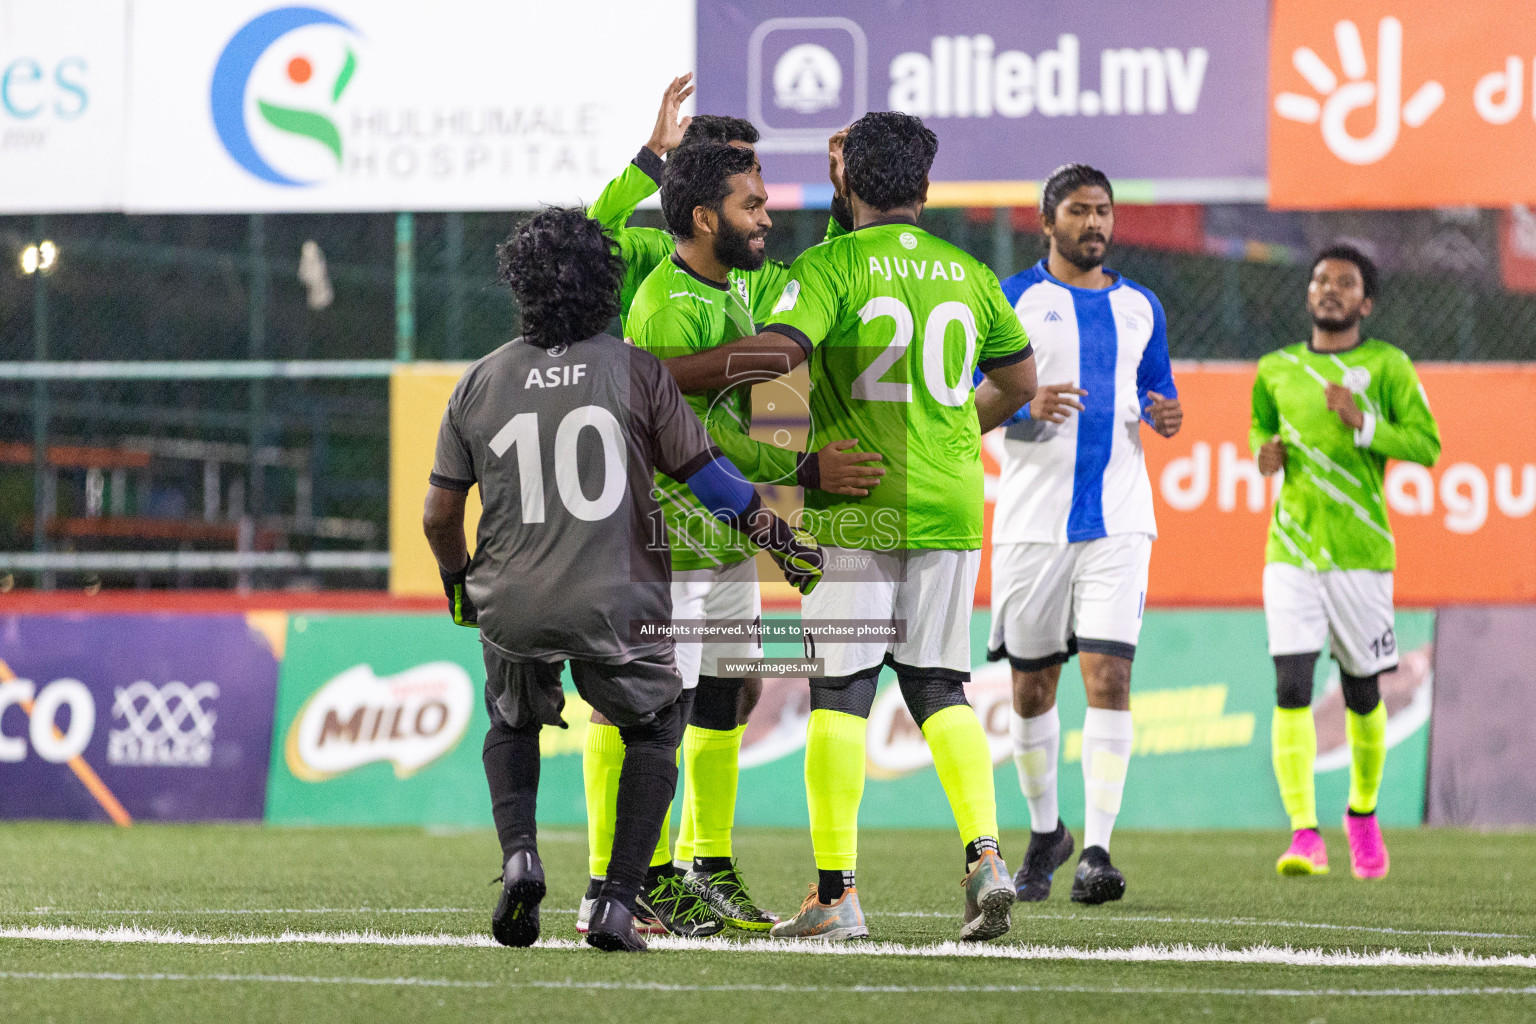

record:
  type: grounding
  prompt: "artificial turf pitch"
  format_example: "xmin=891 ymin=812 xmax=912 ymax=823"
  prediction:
xmin=1 ymin=822 xmax=1533 ymax=1023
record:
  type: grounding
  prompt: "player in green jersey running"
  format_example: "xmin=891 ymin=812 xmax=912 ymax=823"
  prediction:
xmin=1251 ymin=244 xmax=1440 ymax=881
xmin=576 ymin=81 xmax=875 ymax=938
xmin=665 ymin=111 xmax=1038 ymax=942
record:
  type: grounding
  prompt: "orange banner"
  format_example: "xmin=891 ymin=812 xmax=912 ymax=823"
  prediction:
xmin=1120 ymin=363 xmax=1536 ymax=606
xmin=1269 ymin=1 xmax=1536 ymax=208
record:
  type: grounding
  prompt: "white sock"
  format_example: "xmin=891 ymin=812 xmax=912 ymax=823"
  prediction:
xmin=1009 ymin=707 xmax=1060 ymax=834
xmin=1081 ymin=707 xmax=1134 ymax=852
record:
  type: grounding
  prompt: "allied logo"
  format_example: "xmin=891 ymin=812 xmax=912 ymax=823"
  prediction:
xmin=210 ymin=6 xmax=362 ymax=186
xmin=773 ymin=43 xmax=842 ymax=113
xmin=284 ymin=662 xmax=472 ymax=781
xmin=108 ymin=681 xmax=220 ymax=767
xmin=1274 ymin=17 xmax=1443 ymax=166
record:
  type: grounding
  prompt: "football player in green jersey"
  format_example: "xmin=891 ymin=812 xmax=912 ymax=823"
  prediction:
xmin=576 ymin=82 xmax=876 ymax=938
xmin=664 ymin=111 xmax=1038 ymax=942
xmin=1252 ymin=244 xmax=1440 ymax=882
xmin=584 ymin=73 xmax=849 ymax=333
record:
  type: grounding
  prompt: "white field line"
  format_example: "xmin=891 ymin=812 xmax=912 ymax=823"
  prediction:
xmin=11 ymin=907 xmax=1529 ymax=942
xmin=3 ymin=925 xmax=1536 ymax=969
xmin=1 ymin=970 xmax=1535 ymax=998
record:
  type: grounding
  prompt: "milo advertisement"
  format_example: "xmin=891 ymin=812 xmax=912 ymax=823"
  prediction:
xmin=262 ymin=609 xmax=1433 ymax=829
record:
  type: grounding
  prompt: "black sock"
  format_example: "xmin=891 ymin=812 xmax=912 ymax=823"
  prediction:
xmin=603 ymin=745 xmax=679 ymax=915
xmin=965 ymin=836 xmax=999 ymax=870
xmin=645 ymin=861 xmax=678 ymax=886
xmin=481 ymin=721 xmax=541 ymax=864
xmin=584 ymin=877 xmax=603 ymax=900
xmin=818 ymin=869 xmax=855 ymax=904
xmin=694 ymin=856 xmax=733 ymax=875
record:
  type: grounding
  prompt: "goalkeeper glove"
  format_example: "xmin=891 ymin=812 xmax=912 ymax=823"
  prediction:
xmin=440 ymin=561 xmax=479 ymax=627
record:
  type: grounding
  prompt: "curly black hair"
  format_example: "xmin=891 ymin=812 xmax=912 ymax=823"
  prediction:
xmin=661 ymin=142 xmax=759 ymax=239
xmin=1312 ymin=243 xmax=1379 ymax=300
xmin=681 ymin=114 xmax=759 ymax=148
xmin=842 ymin=111 xmax=938 ymax=212
xmin=1040 ymin=163 xmax=1114 ymax=222
xmin=495 ymin=207 xmax=625 ymax=349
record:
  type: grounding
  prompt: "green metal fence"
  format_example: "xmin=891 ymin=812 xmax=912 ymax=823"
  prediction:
xmin=1 ymin=206 xmax=1532 ymax=589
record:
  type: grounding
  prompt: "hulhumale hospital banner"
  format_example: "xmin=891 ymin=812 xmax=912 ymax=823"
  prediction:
xmin=697 ymin=0 xmax=1269 ymax=205
xmin=122 ymin=0 xmax=693 ymax=212
xmin=0 ymin=613 xmax=281 ymax=822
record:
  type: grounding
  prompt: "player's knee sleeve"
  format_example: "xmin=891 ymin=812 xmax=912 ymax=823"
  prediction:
xmin=1274 ymin=652 xmax=1319 ymax=709
xmin=810 ymin=669 xmax=878 ymax=719
xmin=896 ymin=671 xmax=970 ymax=728
xmin=618 ymin=695 xmax=687 ymax=760
xmin=1340 ymin=671 xmax=1381 ymax=716
xmin=691 ymin=675 xmax=744 ymax=731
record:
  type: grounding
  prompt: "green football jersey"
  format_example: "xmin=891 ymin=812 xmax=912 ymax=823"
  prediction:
xmin=586 ymin=147 xmax=846 ymax=331
xmin=1250 ymin=338 xmax=1440 ymax=572
xmin=765 ymin=220 xmax=1032 ymax=550
xmin=628 ymin=254 xmax=801 ymax=571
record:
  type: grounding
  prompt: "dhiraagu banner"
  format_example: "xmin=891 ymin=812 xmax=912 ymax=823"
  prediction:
xmin=265 ymin=609 xmax=1433 ymax=829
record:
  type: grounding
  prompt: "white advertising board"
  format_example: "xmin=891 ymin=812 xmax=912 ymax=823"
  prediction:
xmin=0 ymin=0 xmax=126 ymax=213
xmin=123 ymin=0 xmax=692 ymax=212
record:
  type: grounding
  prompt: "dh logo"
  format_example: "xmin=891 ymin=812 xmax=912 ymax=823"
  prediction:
xmin=1274 ymin=17 xmax=1444 ymax=166
xmin=210 ymin=6 xmax=361 ymax=186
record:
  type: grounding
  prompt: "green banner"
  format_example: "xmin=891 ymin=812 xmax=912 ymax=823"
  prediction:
xmin=264 ymin=609 xmax=1433 ymax=830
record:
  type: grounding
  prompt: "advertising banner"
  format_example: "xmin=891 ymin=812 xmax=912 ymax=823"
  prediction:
xmin=0 ymin=0 xmax=126 ymax=213
xmin=1427 ymin=606 xmax=1536 ymax=827
xmin=263 ymin=609 xmax=1431 ymax=830
xmin=123 ymin=0 xmax=692 ymax=212
xmin=0 ymin=613 xmax=282 ymax=822
xmin=1137 ymin=363 xmax=1536 ymax=605
xmin=698 ymin=0 xmax=1268 ymax=204
xmin=722 ymin=609 xmax=1432 ymax=831
xmin=390 ymin=362 xmax=477 ymax=597
xmin=1270 ymin=1 xmax=1536 ymax=208
xmin=264 ymin=612 xmax=511 ymax=826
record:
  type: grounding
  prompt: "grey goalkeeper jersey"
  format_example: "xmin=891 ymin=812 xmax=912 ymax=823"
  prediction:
xmin=431 ymin=333 xmax=718 ymax=664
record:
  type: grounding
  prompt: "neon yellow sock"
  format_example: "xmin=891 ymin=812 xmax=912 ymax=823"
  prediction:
xmin=673 ymin=729 xmax=697 ymax=867
xmin=1272 ymin=706 xmax=1318 ymax=831
xmin=806 ymin=710 xmax=866 ymax=872
xmin=582 ymin=721 xmax=624 ymax=878
xmin=921 ymin=704 xmax=1000 ymax=846
xmin=684 ymin=724 xmax=746 ymax=860
xmin=1347 ymin=702 xmax=1387 ymax=815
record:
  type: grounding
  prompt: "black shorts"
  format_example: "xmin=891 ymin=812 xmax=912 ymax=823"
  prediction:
xmin=483 ymin=643 xmax=684 ymax=730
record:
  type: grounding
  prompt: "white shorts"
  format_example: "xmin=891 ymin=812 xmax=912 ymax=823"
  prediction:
xmin=1263 ymin=562 xmax=1398 ymax=677
xmin=988 ymin=533 xmax=1152 ymax=669
xmin=670 ymin=558 xmax=763 ymax=688
xmin=801 ymin=547 xmax=981 ymax=680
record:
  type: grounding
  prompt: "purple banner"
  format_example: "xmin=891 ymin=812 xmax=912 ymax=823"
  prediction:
xmin=698 ymin=0 xmax=1267 ymax=188
xmin=0 ymin=614 xmax=280 ymax=822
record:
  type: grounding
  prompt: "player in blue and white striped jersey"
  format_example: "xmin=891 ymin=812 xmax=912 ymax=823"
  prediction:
xmin=985 ymin=165 xmax=1183 ymax=907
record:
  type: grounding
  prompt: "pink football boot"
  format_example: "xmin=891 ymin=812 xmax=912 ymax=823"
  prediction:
xmin=1344 ymin=812 xmax=1390 ymax=880
xmin=1276 ymin=828 xmax=1329 ymax=876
